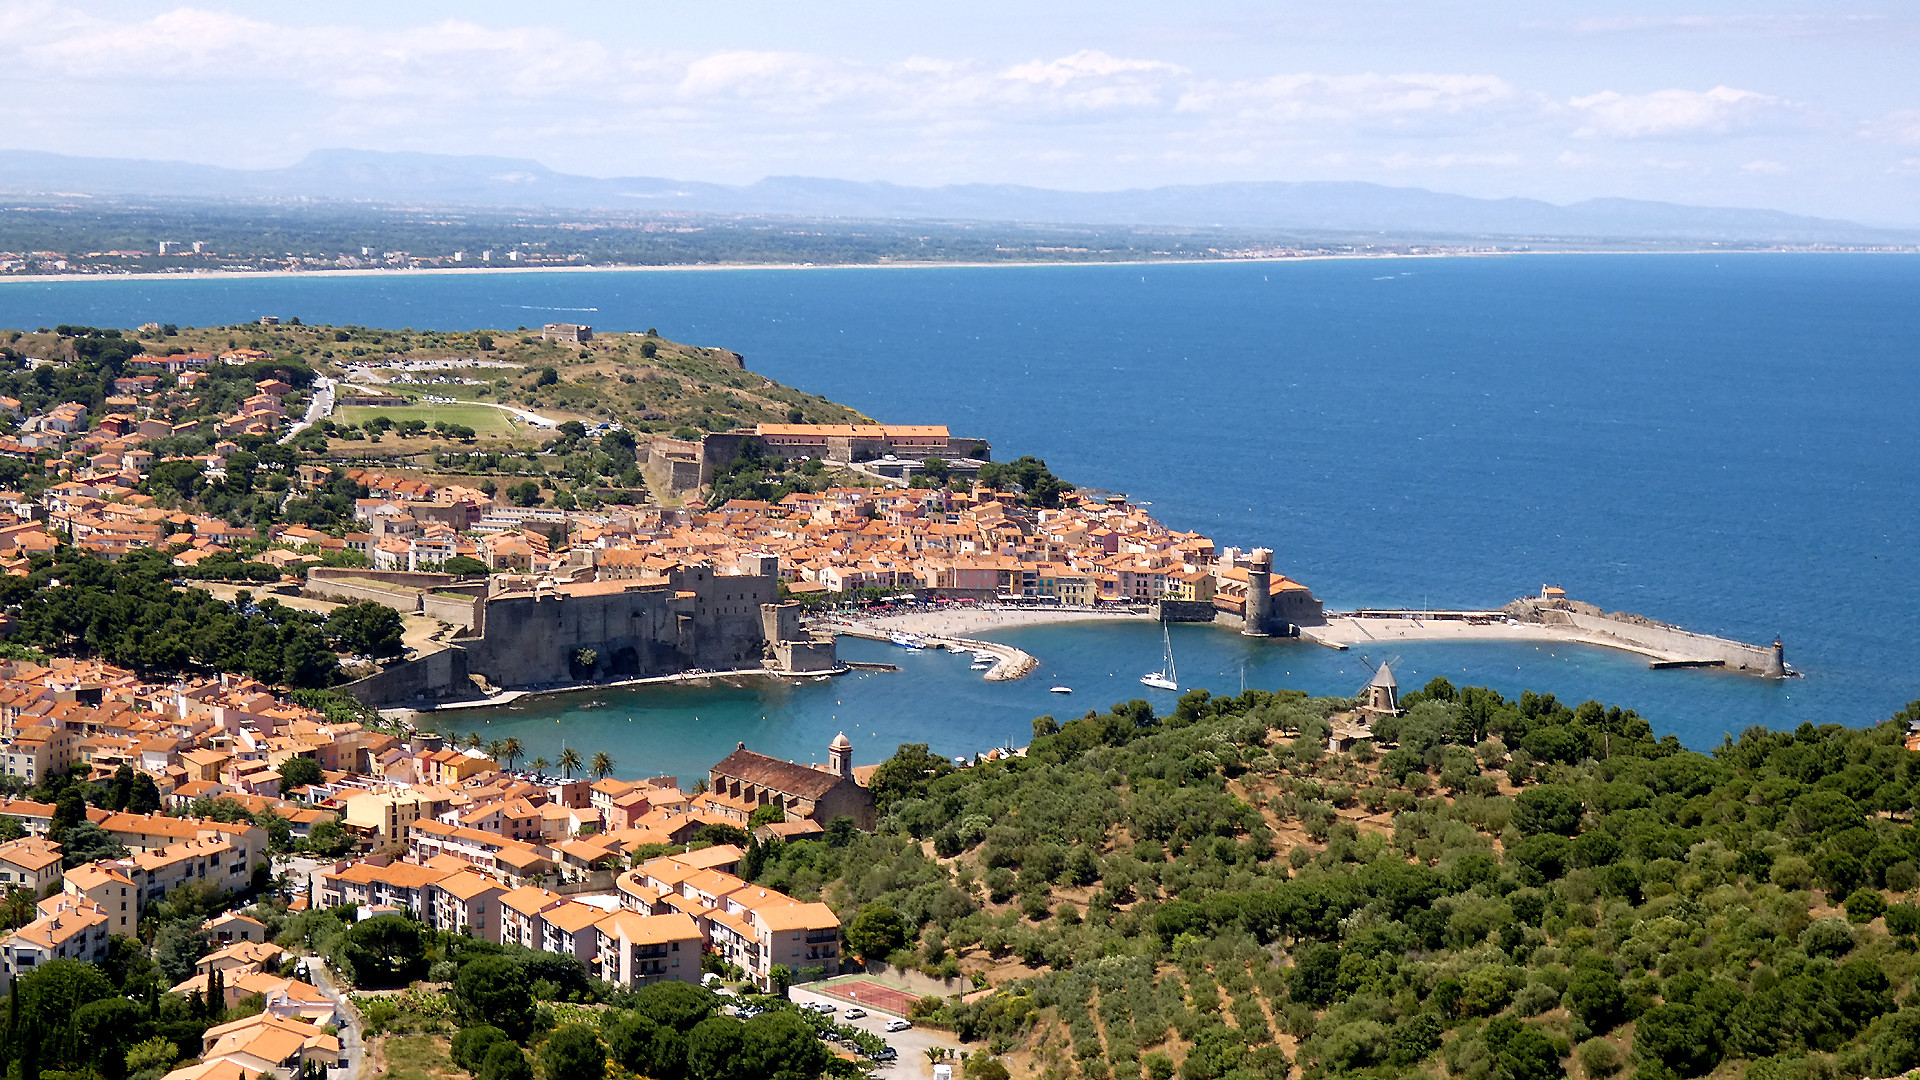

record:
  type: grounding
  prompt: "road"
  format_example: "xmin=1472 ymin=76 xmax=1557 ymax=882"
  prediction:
xmin=305 ymin=954 xmax=365 ymax=1080
xmin=280 ymin=376 xmax=337 ymax=445
xmin=788 ymin=986 xmax=955 ymax=1079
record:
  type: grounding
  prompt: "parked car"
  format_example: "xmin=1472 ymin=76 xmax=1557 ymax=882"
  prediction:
xmin=885 ymin=1018 xmax=913 ymax=1033
xmin=869 ymin=1047 xmax=898 ymax=1063
xmin=805 ymin=1001 xmax=837 ymax=1014
xmin=843 ymin=1007 xmax=866 ymax=1020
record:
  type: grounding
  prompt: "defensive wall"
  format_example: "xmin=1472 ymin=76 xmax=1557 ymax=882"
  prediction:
xmin=325 ymin=558 xmax=837 ymax=706
xmin=305 ymin=568 xmax=486 ymax=631
xmin=1152 ymin=599 xmax=1219 ymax=623
xmin=338 ymin=646 xmax=475 ymax=709
xmin=456 ymin=564 xmax=776 ymax=687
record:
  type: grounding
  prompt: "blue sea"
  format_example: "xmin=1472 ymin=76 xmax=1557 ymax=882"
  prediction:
xmin=3 ymin=255 xmax=1914 ymax=781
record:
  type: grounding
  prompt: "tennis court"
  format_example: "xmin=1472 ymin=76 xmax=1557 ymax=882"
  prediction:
xmin=814 ymin=977 xmax=920 ymax=1016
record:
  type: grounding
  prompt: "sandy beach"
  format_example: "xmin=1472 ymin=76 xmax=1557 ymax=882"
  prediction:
xmin=0 ymin=248 xmax=1748 ymax=289
xmin=837 ymin=607 xmax=1153 ymax=638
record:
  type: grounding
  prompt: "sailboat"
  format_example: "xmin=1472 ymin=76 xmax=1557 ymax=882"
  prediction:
xmin=1140 ymin=625 xmax=1179 ymax=691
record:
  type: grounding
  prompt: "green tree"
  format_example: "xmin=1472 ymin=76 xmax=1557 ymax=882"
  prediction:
xmin=305 ymin=819 xmax=354 ymax=858
xmin=500 ymin=738 xmax=524 ymax=771
xmin=480 ymin=1043 xmax=534 ymax=1080
xmin=591 ymin=751 xmax=616 ymax=779
xmin=339 ymin=914 xmax=428 ymax=988
xmin=326 ymin=601 xmax=405 ymax=658
xmin=1566 ymin=960 xmax=1628 ymax=1033
xmin=455 ymin=955 xmax=536 ymax=1040
xmin=558 ymin=747 xmax=583 ymax=779
xmin=539 ymin=1023 xmax=606 ymax=1080
xmin=629 ymin=980 xmax=717 ymax=1033
xmin=1634 ymin=1004 xmax=1719 ymax=1077
xmin=1513 ymin=786 xmax=1584 ymax=836
xmin=686 ymin=1017 xmax=745 ymax=1080
xmin=277 ymin=755 xmax=324 ymax=796
xmin=605 ymin=1012 xmax=687 ymax=1080
xmin=59 ymin=821 xmax=131 ymax=869
xmin=452 ymin=1026 xmax=510 ymax=1073
xmin=738 ymin=1011 xmax=829 ymax=1080
xmin=845 ymin=904 xmax=907 ymax=961
xmin=866 ymin=742 xmax=953 ymax=810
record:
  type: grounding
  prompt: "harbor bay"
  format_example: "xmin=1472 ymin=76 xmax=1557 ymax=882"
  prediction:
xmin=0 ymin=253 xmax=1913 ymax=776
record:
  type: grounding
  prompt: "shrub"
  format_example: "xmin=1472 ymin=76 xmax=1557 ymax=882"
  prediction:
xmin=1578 ymin=1039 xmax=1623 ymax=1078
xmin=452 ymin=1026 xmax=509 ymax=1073
xmin=1800 ymin=918 xmax=1856 ymax=959
xmin=1844 ymin=889 xmax=1889 ymax=924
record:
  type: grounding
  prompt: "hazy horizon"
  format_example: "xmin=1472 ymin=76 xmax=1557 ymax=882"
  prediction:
xmin=1 ymin=2 xmax=1916 ymax=225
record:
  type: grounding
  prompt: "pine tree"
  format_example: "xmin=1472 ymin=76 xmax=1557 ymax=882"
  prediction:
xmin=207 ymin=968 xmax=225 ymax=1021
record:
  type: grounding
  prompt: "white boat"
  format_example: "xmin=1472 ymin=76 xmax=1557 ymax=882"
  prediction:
xmin=972 ymin=651 xmax=998 ymax=663
xmin=1140 ymin=625 xmax=1179 ymax=691
xmin=1050 ymin=686 xmax=1073 ymax=694
xmin=890 ymin=633 xmax=927 ymax=650
xmin=971 ymin=662 xmax=993 ymax=671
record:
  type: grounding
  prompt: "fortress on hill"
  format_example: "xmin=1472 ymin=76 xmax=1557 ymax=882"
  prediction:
xmin=644 ymin=423 xmax=991 ymax=497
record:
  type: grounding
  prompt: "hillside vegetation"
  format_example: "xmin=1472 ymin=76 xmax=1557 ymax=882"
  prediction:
xmin=737 ymin=682 xmax=1920 ymax=1080
xmin=1 ymin=320 xmax=868 ymax=440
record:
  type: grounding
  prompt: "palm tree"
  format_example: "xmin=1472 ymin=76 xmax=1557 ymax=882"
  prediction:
xmin=487 ymin=740 xmax=507 ymax=765
xmin=590 ymin=751 xmax=615 ymax=780
xmin=501 ymin=738 xmax=524 ymax=772
xmin=530 ymin=756 xmax=551 ymax=776
xmin=463 ymin=731 xmax=483 ymax=750
xmin=558 ymin=747 xmax=583 ymax=779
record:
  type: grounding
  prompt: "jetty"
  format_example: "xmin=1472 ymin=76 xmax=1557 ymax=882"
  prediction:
xmin=1300 ymin=587 xmax=1792 ymax=678
xmin=820 ymin=618 xmax=1039 ymax=681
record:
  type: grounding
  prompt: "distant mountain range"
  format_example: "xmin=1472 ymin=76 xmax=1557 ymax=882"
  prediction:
xmin=0 ymin=147 xmax=1909 ymax=245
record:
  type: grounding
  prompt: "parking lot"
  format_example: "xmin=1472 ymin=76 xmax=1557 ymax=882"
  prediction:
xmin=787 ymin=985 xmax=957 ymax=1078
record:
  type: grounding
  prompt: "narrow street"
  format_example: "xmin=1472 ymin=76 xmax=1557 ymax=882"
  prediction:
xmin=305 ymin=957 xmax=366 ymax=1080
xmin=280 ymin=375 xmax=337 ymax=445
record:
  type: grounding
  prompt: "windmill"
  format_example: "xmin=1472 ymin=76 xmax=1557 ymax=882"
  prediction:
xmin=1355 ymin=653 xmax=1404 ymax=716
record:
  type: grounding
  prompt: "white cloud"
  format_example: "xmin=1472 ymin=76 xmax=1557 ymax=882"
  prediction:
xmin=1863 ymin=110 xmax=1920 ymax=145
xmin=1742 ymin=159 xmax=1789 ymax=174
xmin=1001 ymin=50 xmax=1185 ymax=87
xmin=1567 ymin=86 xmax=1785 ymax=138
xmin=1181 ymin=72 xmax=1518 ymax=121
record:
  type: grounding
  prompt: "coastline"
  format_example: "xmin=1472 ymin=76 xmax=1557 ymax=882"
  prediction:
xmin=834 ymin=606 xmax=1153 ymax=638
xmin=0 ymin=247 xmax=1888 ymax=288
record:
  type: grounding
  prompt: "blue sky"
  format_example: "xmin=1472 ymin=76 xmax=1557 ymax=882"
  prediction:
xmin=3 ymin=1 xmax=1916 ymax=223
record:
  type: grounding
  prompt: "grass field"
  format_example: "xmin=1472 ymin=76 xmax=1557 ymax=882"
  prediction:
xmin=335 ymin=404 xmax=519 ymax=437
xmin=372 ymin=1035 xmax=460 ymax=1080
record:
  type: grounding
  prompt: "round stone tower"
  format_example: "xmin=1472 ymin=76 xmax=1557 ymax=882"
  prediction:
xmin=829 ymin=731 xmax=853 ymax=777
xmin=1242 ymin=548 xmax=1274 ymax=637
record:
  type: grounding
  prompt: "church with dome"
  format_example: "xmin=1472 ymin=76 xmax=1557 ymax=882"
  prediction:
xmin=704 ymin=731 xmax=878 ymax=831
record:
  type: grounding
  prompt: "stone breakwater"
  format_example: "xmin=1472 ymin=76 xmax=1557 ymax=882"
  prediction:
xmin=1299 ymin=594 xmax=1789 ymax=679
xmin=819 ymin=618 xmax=1039 ymax=681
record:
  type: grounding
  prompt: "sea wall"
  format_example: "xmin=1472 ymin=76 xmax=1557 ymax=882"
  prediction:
xmin=1152 ymin=599 xmax=1218 ymax=623
xmin=339 ymin=647 xmax=475 ymax=707
xmin=1553 ymin=610 xmax=1780 ymax=674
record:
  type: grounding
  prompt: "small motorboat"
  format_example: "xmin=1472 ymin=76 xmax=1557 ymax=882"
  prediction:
xmin=890 ymin=633 xmax=927 ymax=650
xmin=971 ymin=662 xmax=993 ymax=671
xmin=1050 ymin=686 xmax=1073 ymax=694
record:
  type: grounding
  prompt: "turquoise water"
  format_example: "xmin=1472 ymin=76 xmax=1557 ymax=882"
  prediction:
xmin=1 ymin=255 xmax=1913 ymax=779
